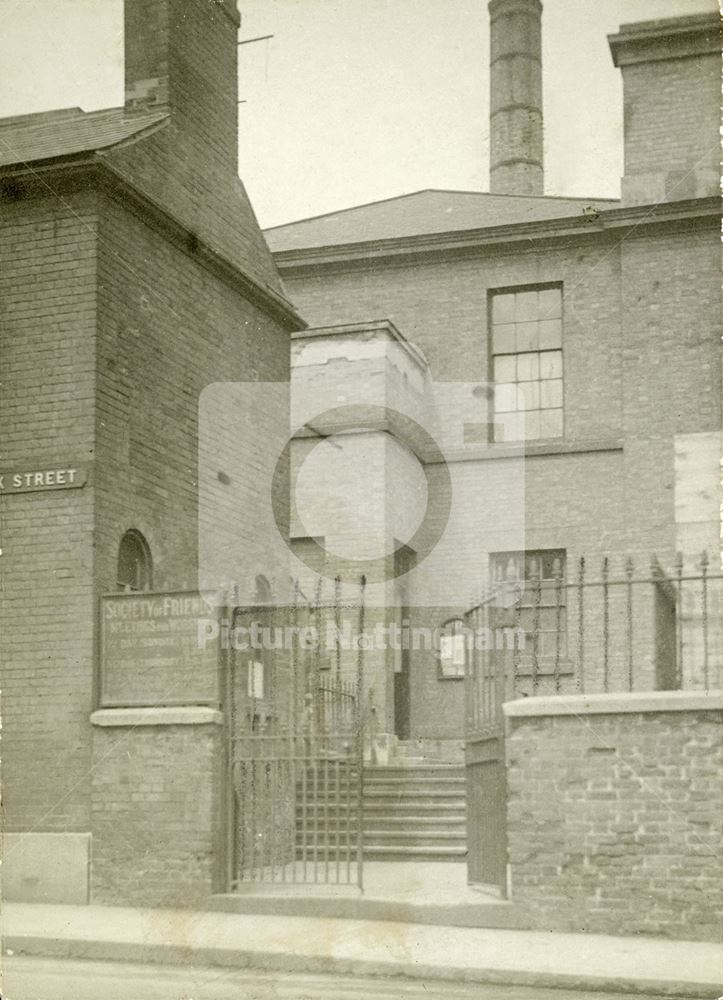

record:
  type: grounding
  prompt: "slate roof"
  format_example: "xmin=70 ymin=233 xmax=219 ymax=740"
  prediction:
xmin=0 ymin=106 xmax=168 ymax=169
xmin=265 ymin=188 xmax=621 ymax=252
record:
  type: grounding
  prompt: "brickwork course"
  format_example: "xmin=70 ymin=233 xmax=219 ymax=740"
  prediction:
xmin=505 ymin=702 xmax=723 ymax=941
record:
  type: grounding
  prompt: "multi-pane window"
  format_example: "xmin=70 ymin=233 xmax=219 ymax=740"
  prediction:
xmin=490 ymin=286 xmax=563 ymax=441
xmin=490 ymin=550 xmax=567 ymax=659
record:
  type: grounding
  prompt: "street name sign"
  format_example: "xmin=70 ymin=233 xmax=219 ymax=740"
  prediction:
xmin=0 ymin=466 xmax=87 ymax=494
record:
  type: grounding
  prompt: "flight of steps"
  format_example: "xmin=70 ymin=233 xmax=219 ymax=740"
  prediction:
xmin=295 ymin=762 xmax=467 ymax=863
xmin=363 ymin=764 xmax=467 ymax=862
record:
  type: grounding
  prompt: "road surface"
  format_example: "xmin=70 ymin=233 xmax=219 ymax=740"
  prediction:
xmin=1 ymin=955 xmax=693 ymax=1000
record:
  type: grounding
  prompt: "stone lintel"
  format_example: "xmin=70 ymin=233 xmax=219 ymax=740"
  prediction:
xmin=91 ymin=706 xmax=223 ymax=727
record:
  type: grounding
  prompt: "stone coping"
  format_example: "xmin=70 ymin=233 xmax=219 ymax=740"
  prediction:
xmin=504 ymin=689 xmax=723 ymax=718
xmin=90 ymin=706 xmax=223 ymax=727
xmin=292 ymin=319 xmax=429 ymax=372
xmin=609 ymin=13 xmax=719 ymax=66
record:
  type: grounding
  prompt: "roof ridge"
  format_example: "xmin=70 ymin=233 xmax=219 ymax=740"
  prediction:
xmin=264 ymin=188 xmax=621 ymax=232
xmin=0 ymin=106 xmax=86 ymax=128
xmin=486 ymin=192 xmax=619 ymax=203
xmin=270 ymin=197 xmax=717 ymax=259
xmin=264 ymin=189 xmax=439 ymax=232
xmin=423 ymin=187 xmax=619 ymax=203
xmin=0 ymin=104 xmax=168 ymax=133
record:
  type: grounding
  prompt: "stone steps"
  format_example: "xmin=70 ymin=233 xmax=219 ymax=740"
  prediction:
xmin=296 ymin=762 xmax=468 ymax=863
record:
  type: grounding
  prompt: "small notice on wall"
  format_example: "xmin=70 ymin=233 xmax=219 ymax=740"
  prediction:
xmin=247 ymin=659 xmax=265 ymax=700
xmin=100 ymin=591 xmax=221 ymax=707
xmin=0 ymin=466 xmax=87 ymax=494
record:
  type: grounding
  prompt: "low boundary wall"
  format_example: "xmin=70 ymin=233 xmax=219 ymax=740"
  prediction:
xmin=504 ymin=691 xmax=723 ymax=941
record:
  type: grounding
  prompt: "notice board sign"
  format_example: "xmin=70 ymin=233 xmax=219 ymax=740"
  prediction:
xmin=100 ymin=591 xmax=222 ymax=708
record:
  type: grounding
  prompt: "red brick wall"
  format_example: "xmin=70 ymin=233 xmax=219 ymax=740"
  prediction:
xmin=93 ymin=189 xmax=290 ymax=600
xmin=506 ymin=704 xmax=723 ymax=940
xmin=281 ymin=224 xmax=719 ymax=461
xmin=1 ymin=0 xmax=294 ymax=904
xmin=1 ymin=179 xmax=291 ymax=883
xmin=0 ymin=194 xmax=98 ymax=832
xmin=85 ymin=192 xmax=290 ymax=902
xmin=281 ymin=241 xmax=628 ymax=742
xmin=90 ymin=720 xmax=224 ymax=905
xmin=281 ymin=239 xmax=625 ymax=444
xmin=621 ymin=52 xmax=719 ymax=185
xmin=620 ymin=227 xmax=721 ymax=564
xmin=278 ymin=219 xmax=720 ymax=737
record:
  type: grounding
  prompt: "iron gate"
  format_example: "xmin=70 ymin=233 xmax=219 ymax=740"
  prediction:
xmin=226 ymin=580 xmax=367 ymax=889
xmin=463 ymin=590 xmax=516 ymax=896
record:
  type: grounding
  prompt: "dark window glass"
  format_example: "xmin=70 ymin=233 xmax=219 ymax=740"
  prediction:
xmin=117 ymin=530 xmax=152 ymax=592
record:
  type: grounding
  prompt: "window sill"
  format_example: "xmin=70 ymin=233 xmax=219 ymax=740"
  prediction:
xmin=427 ymin=437 xmax=623 ymax=464
xmin=439 ymin=660 xmax=575 ymax=681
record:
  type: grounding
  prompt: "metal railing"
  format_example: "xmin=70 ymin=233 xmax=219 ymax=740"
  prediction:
xmin=317 ymin=674 xmax=357 ymax=736
xmin=463 ymin=552 xmax=720 ymax=710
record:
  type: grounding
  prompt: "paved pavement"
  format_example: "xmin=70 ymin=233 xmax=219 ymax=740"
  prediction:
xmin=237 ymin=862 xmax=487 ymax=904
xmin=3 ymin=902 xmax=721 ymax=997
xmin=213 ymin=862 xmax=520 ymax=929
xmin=2 ymin=956 xmax=699 ymax=1000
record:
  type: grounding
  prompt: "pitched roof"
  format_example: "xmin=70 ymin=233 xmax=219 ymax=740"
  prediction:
xmin=0 ymin=106 xmax=168 ymax=169
xmin=265 ymin=188 xmax=621 ymax=252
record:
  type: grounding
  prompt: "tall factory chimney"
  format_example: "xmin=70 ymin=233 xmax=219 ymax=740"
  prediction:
xmin=488 ymin=0 xmax=544 ymax=196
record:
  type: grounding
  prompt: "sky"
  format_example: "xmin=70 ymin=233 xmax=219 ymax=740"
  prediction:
xmin=0 ymin=0 xmax=716 ymax=227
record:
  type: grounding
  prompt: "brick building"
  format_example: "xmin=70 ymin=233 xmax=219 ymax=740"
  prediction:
xmin=0 ymin=0 xmax=301 ymax=904
xmin=267 ymin=8 xmax=722 ymax=744
xmin=1 ymin=0 xmax=720 ymax=933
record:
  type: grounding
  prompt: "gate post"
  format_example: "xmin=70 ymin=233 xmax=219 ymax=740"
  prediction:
xmin=90 ymin=706 xmax=225 ymax=906
xmin=465 ymin=596 xmax=513 ymax=895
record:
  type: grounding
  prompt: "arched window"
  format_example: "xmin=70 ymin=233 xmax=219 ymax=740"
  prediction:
xmin=254 ymin=575 xmax=273 ymax=604
xmin=437 ymin=618 xmax=467 ymax=679
xmin=117 ymin=530 xmax=152 ymax=592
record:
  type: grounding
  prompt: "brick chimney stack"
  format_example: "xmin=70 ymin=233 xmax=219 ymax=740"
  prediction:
xmin=608 ymin=14 xmax=719 ymax=206
xmin=488 ymin=0 xmax=544 ymax=196
xmin=116 ymin=0 xmax=284 ymax=291
xmin=123 ymin=0 xmax=241 ymax=174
